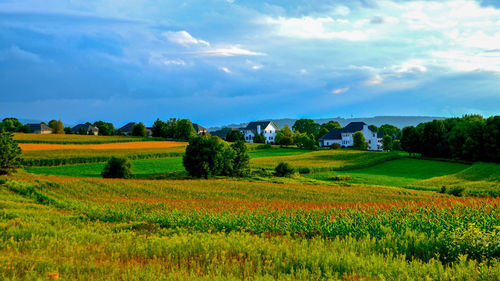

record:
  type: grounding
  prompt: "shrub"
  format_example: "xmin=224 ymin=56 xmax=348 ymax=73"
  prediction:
xmin=256 ymin=144 xmax=272 ymax=149
xmin=183 ymin=136 xmax=234 ymax=178
xmin=330 ymin=175 xmax=352 ymax=181
xmin=231 ymin=140 xmax=250 ymax=177
xmin=274 ymin=162 xmax=295 ymax=177
xmin=353 ymin=131 xmax=368 ymax=150
xmin=330 ymin=143 xmax=341 ymax=150
xmin=132 ymin=123 xmax=147 ymax=137
xmin=0 ymin=132 xmax=22 ymax=175
xmin=298 ymin=167 xmax=311 ymax=174
xmin=447 ymin=186 xmax=465 ymax=197
xmin=102 ymin=157 xmax=133 ymax=179
xmin=253 ymin=133 xmax=266 ymax=144
xmin=0 ymin=179 xmax=6 ymax=185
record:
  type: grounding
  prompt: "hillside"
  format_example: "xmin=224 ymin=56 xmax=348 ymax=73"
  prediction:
xmin=209 ymin=116 xmax=446 ymax=131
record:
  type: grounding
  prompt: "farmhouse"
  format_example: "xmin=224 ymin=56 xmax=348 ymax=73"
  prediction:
xmin=27 ymin=123 xmax=52 ymax=134
xmin=72 ymin=124 xmax=99 ymax=135
xmin=240 ymin=121 xmax=278 ymax=144
xmin=192 ymin=123 xmax=208 ymax=135
xmin=319 ymin=122 xmax=384 ymax=151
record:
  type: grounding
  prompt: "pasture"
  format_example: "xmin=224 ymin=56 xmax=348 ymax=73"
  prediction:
xmin=1 ymin=134 xmax=499 ymax=280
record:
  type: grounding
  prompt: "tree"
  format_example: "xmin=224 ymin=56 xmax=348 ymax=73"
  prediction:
xmin=253 ymin=132 xmax=266 ymax=143
xmin=379 ymin=124 xmax=401 ymax=139
xmin=230 ymin=140 xmax=250 ymax=177
xmin=226 ymin=130 xmax=244 ymax=142
xmin=293 ymin=132 xmax=317 ymax=150
xmin=382 ymin=135 xmax=393 ymax=151
xmin=275 ymin=124 xmax=293 ymax=145
xmin=164 ymin=118 xmax=178 ymax=138
xmin=93 ymin=121 xmax=115 ymax=136
xmin=52 ymin=120 xmax=64 ymax=134
xmin=353 ymin=131 xmax=368 ymax=150
xmin=48 ymin=120 xmax=58 ymax=129
xmin=183 ymin=136 xmax=234 ymax=178
xmin=132 ymin=122 xmax=147 ymax=137
xmin=368 ymin=125 xmax=378 ymax=132
xmin=174 ymin=119 xmax=196 ymax=140
xmin=102 ymin=157 xmax=133 ymax=179
xmin=420 ymin=120 xmax=449 ymax=158
xmin=401 ymin=126 xmax=420 ymax=156
xmin=151 ymin=119 xmax=167 ymax=138
xmin=0 ymin=118 xmax=23 ymax=132
xmin=78 ymin=126 xmax=87 ymax=135
xmin=482 ymin=116 xmax=500 ymax=162
xmin=279 ymin=135 xmax=293 ymax=146
xmin=392 ymin=140 xmax=402 ymax=151
xmin=64 ymin=127 xmax=73 ymax=134
xmin=0 ymin=132 xmax=22 ymax=175
xmin=274 ymin=162 xmax=295 ymax=177
xmin=292 ymin=119 xmax=320 ymax=137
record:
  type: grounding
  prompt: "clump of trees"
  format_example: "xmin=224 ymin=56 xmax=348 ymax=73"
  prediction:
xmin=183 ymin=136 xmax=250 ymax=178
xmin=102 ymin=157 xmax=133 ymax=179
xmin=0 ymin=132 xmax=22 ymax=175
xmin=48 ymin=120 xmax=64 ymax=134
xmin=152 ymin=118 xmax=196 ymax=141
xmin=401 ymin=115 xmax=499 ymax=162
xmin=132 ymin=122 xmax=147 ymax=137
xmin=382 ymin=135 xmax=393 ymax=151
xmin=353 ymin=131 xmax=368 ymax=150
xmin=0 ymin=118 xmax=30 ymax=133
xmin=93 ymin=121 xmax=115 ymax=136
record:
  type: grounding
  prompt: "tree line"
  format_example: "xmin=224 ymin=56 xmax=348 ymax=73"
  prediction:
xmin=401 ymin=115 xmax=499 ymax=162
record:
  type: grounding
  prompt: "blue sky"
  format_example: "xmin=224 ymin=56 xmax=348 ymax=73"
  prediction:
xmin=1 ymin=0 xmax=500 ymax=127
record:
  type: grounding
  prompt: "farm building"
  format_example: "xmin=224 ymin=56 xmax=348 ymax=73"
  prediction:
xmin=319 ymin=122 xmax=384 ymax=151
xmin=72 ymin=124 xmax=99 ymax=135
xmin=240 ymin=121 xmax=278 ymax=144
xmin=26 ymin=123 xmax=52 ymax=134
xmin=118 ymin=122 xmax=152 ymax=137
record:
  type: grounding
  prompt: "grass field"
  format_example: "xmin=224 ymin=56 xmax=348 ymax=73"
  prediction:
xmin=26 ymin=158 xmax=184 ymax=178
xmin=0 ymin=173 xmax=498 ymax=280
xmin=306 ymin=158 xmax=470 ymax=187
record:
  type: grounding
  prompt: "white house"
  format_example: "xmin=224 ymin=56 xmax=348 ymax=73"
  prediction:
xmin=240 ymin=121 xmax=278 ymax=144
xmin=319 ymin=122 xmax=384 ymax=151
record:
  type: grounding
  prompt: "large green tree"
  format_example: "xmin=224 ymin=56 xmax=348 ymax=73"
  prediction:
xmin=52 ymin=120 xmax=65 ymax=134
xmin=401 ymin=126 xmax=420 ymax=156
xmin=382 ymin=135 xmax=393 ymax=151
xmin=230 ymin=140 xmax=250 ymax=177
xmin=0 ymin=118 xmax=23 ymax=132
xmin=93 ymin=121 xmax=115 ymax=136
xmin=292 ymin=119 xmax=320 ymax=137
xmin=353 ymin=131 xmax=368 ymax=150
xmin=378 ymin=124 xmax=401 ymax=139
xmin=183 ymin=136 xmax=234 ymax=178
xmin=151 ymin=119 xmax=168 ymax=138
xmin=132 ymin=122 xmax=147 ymax=137
xmin=0 ymin=132 xmax=22 ymax=174
xmin=174 ymin=119 xmax=196 ymax=140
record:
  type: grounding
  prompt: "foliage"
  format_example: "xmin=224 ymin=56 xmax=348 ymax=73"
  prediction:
xmin=101 ymin=157 xmax=133 ymax=179
xmin=368 ymin=124 xmax=378 ymax=132
xmin=298 ymin=167 xmax=311 ymax=174
xmin=317 ymin=121 xmax=341 ymax=139
xmin=292 ymin=119 xmax=320 ymax=137
xmin=174 ymin=119 xmax=196 ymax=141
xmin=293 ymin=132 xmax=317 ymax=150
xmin=382 ymin=135 xmax=393 ymax=151
xmin=13 ymin=133 xmax=165 ymax=144
xmin=93 ymin=121 xmax=115 ymax=136
xmin=274 ymin=162 xmax=295 ymax=177
xmin=353 ymin=131 xmax=367 ymax=150
xmin=225 ymin=130 xmax=244 ymax=142
xmin=230 ymin=140 xmax=250 ymax=177
xmin=401 ymin=126 xmax=420 ymax=156
xmin=392 ymin=139 xmax=402 ymax=151
xmin=183 ymin=136 xmax=234 ymax=178
xmin=151 ymin=118 xmax=168 ymax=138
xmin=63 ymin=126 xmax=73 ymax=134
xmin=379 ymin=124 xmax=401 ymax=139
xmin=0 ymin=132 xmax=22 ymax=174
xmin=51 ymin=120 xmax=64 ymax=134
xmin=78 ymin=126 xmax=87 ymax=135
xmin=255 ymin=143 xmax=272 ymax=149
xmin=132 ymin=122 xmax=147 ymax=137
xmin=275 ymin=124 xmax=294 ymax=145
xmin=330 ymin=143 xmax=341 ymax=150
xmin=0 ymin=118 xmax=24 ymax=133
xmin=253 ymin=132 xmax=266 ymax=143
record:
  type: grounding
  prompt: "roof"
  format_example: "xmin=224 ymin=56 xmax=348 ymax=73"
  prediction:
xmin=119 ymin=122 xmax=136 ymax=132
xmin=27 ymin=123 xmax=51 ymax=132
xmin=72 ymin=124 xmax=98 ymax=132
xmin=319 ymin=128 xmax=342 ymax=140
xmin=320 ymin=122 xmax=378 ymax=140
xmin=192 ymin=123 xmax=207 ymax=132
xmin=244 ymin=121 xmax=278 ymax=132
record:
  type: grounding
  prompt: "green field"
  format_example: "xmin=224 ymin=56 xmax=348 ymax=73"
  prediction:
xmin=26 ymin=157 xmax=184 ymax=178
xmin=13 ymin=133 xmax=165 ymax=144
xmin=2 ymin=134 xmax=500 ymax=280
xmin=306 ymin=158 xmax=470 ymax=187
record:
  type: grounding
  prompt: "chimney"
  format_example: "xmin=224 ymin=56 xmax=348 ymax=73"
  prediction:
xmin=257 ymin=125 xmax=261 ymax=134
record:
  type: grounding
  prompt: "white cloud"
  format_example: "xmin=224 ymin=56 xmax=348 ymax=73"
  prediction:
xmin=364 ymin=74 xmax=383 ymax=86
xmin=332 ymin=87 xmax=349 ymax=94
xmin=161 ymin=59 xmax=186 ymax=66
xmin=163 ymin=30 xmax=210 ymax=47
xmin=265 ymin=16 xmax=372 ymax=41
xmin=194 ymin=45 xmax=265 ymax=57
xmin=219 ymin=66 xmax=231 ymax=73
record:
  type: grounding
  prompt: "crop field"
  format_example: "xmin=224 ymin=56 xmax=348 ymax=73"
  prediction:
xmin=19 ymin=141 xmax=187 ymax=151
xmin=0 ymin=173 xmax=499 ymax=280
xmin=13 ymin=133 xmax=164 ymax=144
xmin=250 ymin=149 xmax=401 ymax=171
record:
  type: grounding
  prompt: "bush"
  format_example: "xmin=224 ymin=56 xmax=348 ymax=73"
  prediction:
xmin=132 ymin=123 xmax=147 ymax=137
xmin=298 ymin=167 xmax=311 ymax=174
xmin=0 ymin=132 xmax=22 ymax=175
xmin=253 ymin=133 xmax=266 ymax=144
xmin=329 ymin=175 xmax=352 ymax=181
xmin=330 ymin=143 xmax=341 ymax=150
xmin=274 ymin=162 xmax=295 ymax=177
xmin=231 ymin=140 xmax=250 ymax=177
xmin=102 ymin=157 xmax=133 ymax=179
xmin=183 ymin=136 xmax=234 ymax=178
xmin=353 ymin=131 xmax=368 ymax=150
xmin=0 ymin=179 xmax=6 ymax=185
xmin=256 ymin=144 xmax=272 ymax=149
xmin=447 ymin=186 xmax=465 ymax=197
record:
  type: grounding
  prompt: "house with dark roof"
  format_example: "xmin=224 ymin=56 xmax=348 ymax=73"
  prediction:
xmin=319 ymin=122 xmax=383 ymax=150
xmin=118 ymin=122 xmax=152 ymax=137
xmin=240 ymin=121 xmax=279 ymax=144
xmin=72 ymin=124 xmax=99 ymax=135
xmin=192 ymin=123 xmax=208 ymax=135
xmin=27 ymin=123 xmax=52 ymax=134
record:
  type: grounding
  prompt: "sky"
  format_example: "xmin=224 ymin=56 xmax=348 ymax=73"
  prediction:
xmin=1 ymin=0 xmax=500 ymax=127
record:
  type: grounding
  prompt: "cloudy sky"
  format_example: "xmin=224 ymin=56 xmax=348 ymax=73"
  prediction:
xmin=1 ymin=0 xmax=500 ymax=127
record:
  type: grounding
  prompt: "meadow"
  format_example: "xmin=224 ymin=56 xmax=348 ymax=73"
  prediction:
xmin=1 ymin=135 xmax=499 ymax=280
xmin=13 ymin=133 xmax=164 ymax=144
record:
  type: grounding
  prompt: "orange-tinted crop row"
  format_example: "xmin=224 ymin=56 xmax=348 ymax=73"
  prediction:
xmin=19 ymin=141 xmax=187 ymax=151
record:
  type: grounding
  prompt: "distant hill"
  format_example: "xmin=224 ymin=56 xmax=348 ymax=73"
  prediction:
xmin=209 ymin=116 xmax=447 ymax=131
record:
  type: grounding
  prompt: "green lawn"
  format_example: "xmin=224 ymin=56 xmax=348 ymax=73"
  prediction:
xmin=305 ymin=158 xmax=470 ymax=188
xmin=248 ymin=148 xmax=312 ymax=158
xmin=26 ymin=157 xmax=184 ymax=178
